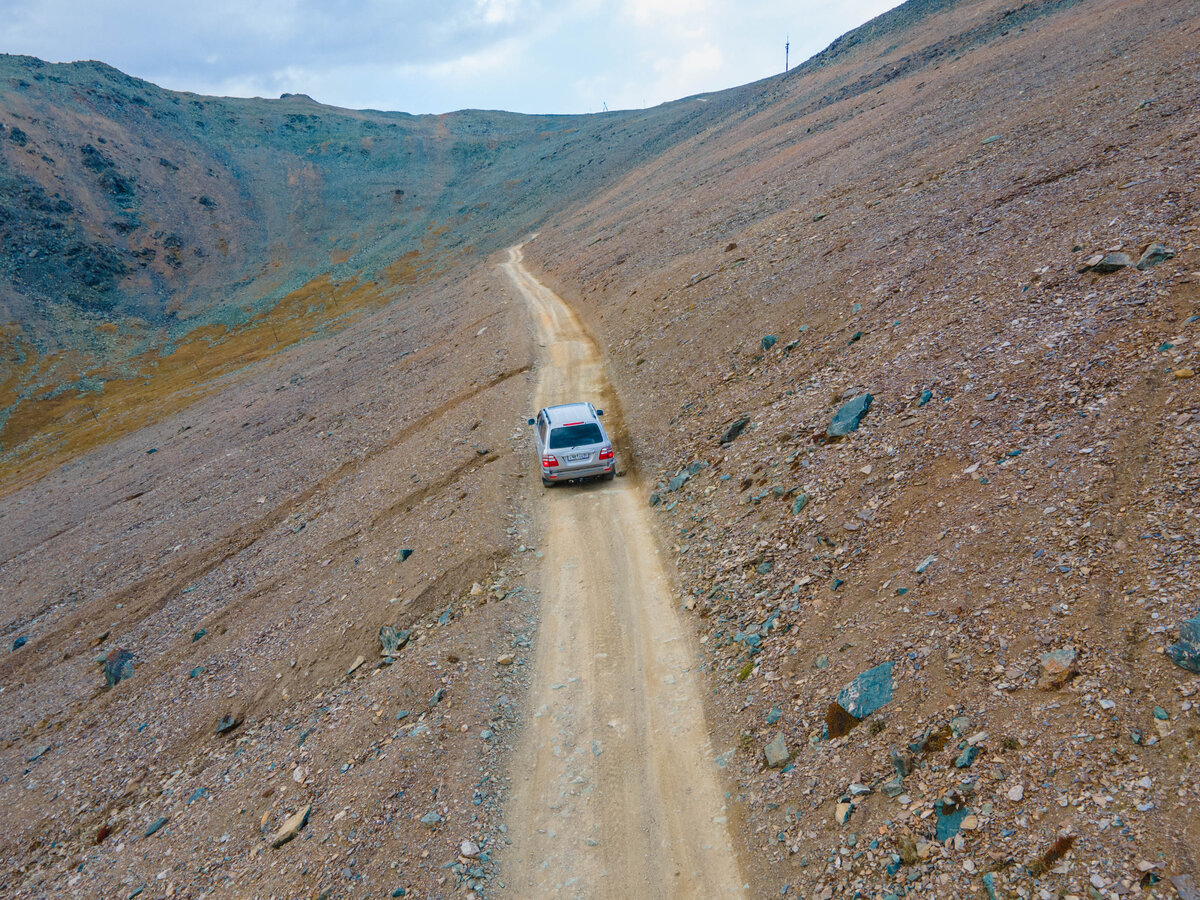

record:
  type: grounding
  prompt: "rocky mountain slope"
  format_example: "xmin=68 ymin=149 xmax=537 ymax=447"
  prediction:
xmin=1 ymin=0 xmax=1199 ymax=897
xmin=524 ymin=0 xmax=1200 ymax=895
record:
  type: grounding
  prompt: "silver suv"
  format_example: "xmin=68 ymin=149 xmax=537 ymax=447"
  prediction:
xmin=527 ymin=402 xmax=615 ymax=486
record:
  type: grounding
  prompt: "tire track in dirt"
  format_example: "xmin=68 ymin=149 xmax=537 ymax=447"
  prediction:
xmin=500 ymin=245 xmax=745 ymax=899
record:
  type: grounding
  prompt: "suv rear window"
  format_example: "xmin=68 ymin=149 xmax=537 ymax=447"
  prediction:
xmin=548 ymin=423 xmax=602 ymax=448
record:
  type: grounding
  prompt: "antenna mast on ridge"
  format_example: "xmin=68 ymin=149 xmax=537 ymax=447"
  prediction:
xmin=785 ymin=34 xmax=790 ymax=72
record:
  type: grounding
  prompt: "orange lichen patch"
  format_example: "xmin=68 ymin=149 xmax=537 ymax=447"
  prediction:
xmin=0 ymin=267 xmax=400 ymax=496
xmin=331 ymin=249 xmax=352 ymax=264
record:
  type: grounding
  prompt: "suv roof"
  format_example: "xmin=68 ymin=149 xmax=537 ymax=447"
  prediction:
xmin=544 ymin=403 xmax=596 ymax=425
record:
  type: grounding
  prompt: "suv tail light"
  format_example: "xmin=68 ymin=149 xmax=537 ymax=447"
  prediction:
xmin=542 ymin=455 xmax=559 ymax=468
xmin=599 ymin=447 xmax=614 ymax=461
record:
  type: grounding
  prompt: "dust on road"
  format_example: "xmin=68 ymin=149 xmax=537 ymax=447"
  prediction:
xmin=500 ymin=245 xmax=746 ymax=898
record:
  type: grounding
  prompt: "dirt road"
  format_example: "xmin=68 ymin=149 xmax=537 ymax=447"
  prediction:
xmin=499 ymin=245 xmax=746 ymax=898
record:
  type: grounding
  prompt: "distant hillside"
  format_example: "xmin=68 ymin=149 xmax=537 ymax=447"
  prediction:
xmin=0 ymin=54 xmax=761 ymax=485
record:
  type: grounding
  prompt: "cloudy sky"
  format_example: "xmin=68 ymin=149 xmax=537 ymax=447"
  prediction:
xmin=1 ymin=0 xmax=902 ymax=115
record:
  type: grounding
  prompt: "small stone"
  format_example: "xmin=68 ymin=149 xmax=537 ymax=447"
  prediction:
xmin=470 ymin=582 xmax=484 ymax=596
xmin=791 ymin=493 xmax=809 ymax=515
xmin=1153 ymin=706 xmax=1169 ymax=720
xmin=379 ymin=626 xmax=412 ymax=657
xmin=1136 ymin=242 xmax=1174 ymax=269
xmin=497 ymin=654 xmax=514 ymax=666
xmin=756 ymin=560 xmax=774 ymax=575
xmin=347 ymin=655 xmax=366 ymax=675
xmin=461 ymin=840 xmax=480 ymax=858
xmin=835 ymin=802 xmax=853 ymax=825
xmin=935 ymin=798 xmax=971 ymax=841
xmin=397 ymin=548 xmax=414 ymax=562
xmin=917 ymin=390 xmax=933 ymax=407
xmin=215 ymin=714 xmax=242 ymax=734
xmin=1037 ymin=647 xmax=1079 ymax=690
xmin=827 ymin=394 xmax=873 ymax=438
xmin=1007 ymin=784 xmax=1024 ymax=802
xmin=766 ymin=706 xmax=782 ymax=725
xmin=719 ymin=417 xmax=751 ymax=445
xmin=915 ymin=555 xmax=937 ymax=574
xmin=1084 ymin=251 xmax=1134 ymax=273
xmin=143 ymin=816 xmax=168 ymax=838
xmin=1166 ymin=615 xmax=1200 ymax=672
xmin=835 ymin=661 xmax=894 ymax=719
xmin=420 ymin=811 xmax=442 ymax=828
xmin=764 ymin=733 xmax=790 ymax=768
xmin=270 ymin=805 xmax=312 ymax=848
xmin=1175 ymin=368 xmax=1196 ymax=380
xmin=11 ymin=636 xmax=27 ymax=651
xmin=955 ymin=746 xmax=979 ymax=768
xmin=103 ymin=648 xmax=135 ymax=687
xmin=761 ymin=335 xmax=777 ymax=351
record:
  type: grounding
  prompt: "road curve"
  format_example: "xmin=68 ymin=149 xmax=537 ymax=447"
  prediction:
xmin=499 ymin=245 xmax=746 ymax=899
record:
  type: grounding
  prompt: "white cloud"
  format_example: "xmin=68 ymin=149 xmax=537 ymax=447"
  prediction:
xmin=0 ymin=0 xmax=904 ymax=114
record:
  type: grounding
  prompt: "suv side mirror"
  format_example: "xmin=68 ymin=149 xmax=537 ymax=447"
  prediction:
xmin=527 ymin=418 xmax=535 ymax=426
xmin=595 ymin=409 xmax=604 ymax=416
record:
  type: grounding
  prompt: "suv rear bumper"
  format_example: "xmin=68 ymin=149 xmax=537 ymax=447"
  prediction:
xmin=545 ymin=462 xmax=614 ymax=480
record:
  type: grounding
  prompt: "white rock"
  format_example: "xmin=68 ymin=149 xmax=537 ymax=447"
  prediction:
xmin=460 ymin=840 xmax=480 ymax=858
xmin=1007 ymin=784 xmax=1024 ymax=802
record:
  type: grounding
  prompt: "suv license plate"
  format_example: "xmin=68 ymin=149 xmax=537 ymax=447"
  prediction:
xmin=566 ymin=453 xmax=589 ymax=462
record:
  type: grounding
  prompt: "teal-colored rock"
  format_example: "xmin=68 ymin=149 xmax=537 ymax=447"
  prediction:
xmin=895 ymin=587 xmax=908 ymax=596
xmin=934 ymin=800 xmax=970 ymax=841
xmin=1153 ymin=706 xmax=1169 ymax=720
xmin=827 ymin=394 xmax=873 ymax=437
xmin=1165 ymin=615 xmax=1200 ymax=673
xmin=648 ymin=492 xmax=661 ymax=507
xmin=192 ymin=629 xmax=207 ymax=642
xmin=918 ymin=390 xmax=932 ymax=406
xmin=766 ymin=706 xmax=782 ymax=725
xmin=143 ymin=816 xmax=168 ymax=838
xmin=189 ymin=666 xmax=204 ymax=678
xmin=104 ymin=648 xmax=135 ymax=687
xmin=380 ymin=626 xmax=412 ymax=657
xmin=667 ymin=471 xmax=690 ymax=491
xmin=757 ymin=560 xmax=774 ymax=575
xmin=791 ymin=493 xmax=809 ymax=514
xmin=1136 ymin=243 xmax=1174 ymax=270
xmin=981 ymin=134 xmax=1002 ymax=144
xmin=915 ymin=555 xmax=937 ymax=574
xmin=836 ymin=662 xmax=894 ymax=719
xmin=831 ymin=578 xmax=844 ymax=591
xmin=397 ymin=548 xmax=414 ymax=562
xmin=815 ymin=654 xmax=829 ymax=669
xmin=955 ymin=746 xmax=978 ymax=768
xmin=420 ymin=811 xmax=443 ymax=827
xmin=761 ymin=334 xmax=777 ymax=351
xmin=983 ymin=872 xmax=998 ymax=900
